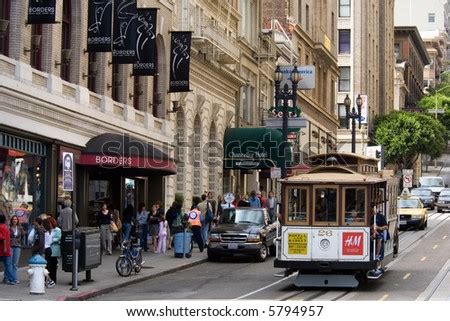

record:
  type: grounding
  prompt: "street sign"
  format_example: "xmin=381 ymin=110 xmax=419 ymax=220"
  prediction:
xmin=403 ymin=175 xmax=413 ymax=188
xmin=428 ymin=109 xmax=445 ymax=114
xmin=271 ymin=167 xmax=282 ymax=179
xmin=265 ymin=117 xmax=307 ymax=130
xmin=279 ymin=65 xmax=316 ymax=89
xmin=402 ymin=169 xmax=413 ymax=175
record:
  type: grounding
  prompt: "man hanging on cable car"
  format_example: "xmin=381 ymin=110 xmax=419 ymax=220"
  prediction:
xmin=368 ymin=207 xmax=389 ymax=277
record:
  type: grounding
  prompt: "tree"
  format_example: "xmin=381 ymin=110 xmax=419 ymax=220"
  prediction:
xmin=374 ymin=111 xmax=447 ymax=169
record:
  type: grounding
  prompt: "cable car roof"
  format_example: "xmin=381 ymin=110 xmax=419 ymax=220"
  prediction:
xmin=283 ymin=165 xmax=386 ymax=184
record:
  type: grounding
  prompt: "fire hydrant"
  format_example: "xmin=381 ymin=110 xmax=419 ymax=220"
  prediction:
xmin=27 ymin=255 xmax=48 ymax=294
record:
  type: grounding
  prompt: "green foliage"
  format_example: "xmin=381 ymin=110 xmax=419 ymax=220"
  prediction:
xmin=374 ymin=111 xmax=447 ymax=168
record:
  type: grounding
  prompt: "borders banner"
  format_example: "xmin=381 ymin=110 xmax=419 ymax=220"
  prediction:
xmin=169 ymin=31 xmax=192 ymax=92
xmin=87 ymin=0 xmax=113 ymax=52
xmin=112 ymin=0 xmax=138 ymax=64
xmin=27 ymin=0 xmax=56 ymax=24
xmin=132 ymin=8 xmax=157 ymax=76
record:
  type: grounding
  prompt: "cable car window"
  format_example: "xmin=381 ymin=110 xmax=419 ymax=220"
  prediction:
xmin=313 ymin=187 xmax=338 ymax=224
xmin=344 ymin=187 xmax=366 ymax=225
xmin=286 ymin=187 xmax=308 ymax=224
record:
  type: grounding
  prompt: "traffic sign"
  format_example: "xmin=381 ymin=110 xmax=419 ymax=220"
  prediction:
xmin=403 ymin=175 xmax=413 ymax=188
xmin=428 ymin=109 xmax=445 ymax=114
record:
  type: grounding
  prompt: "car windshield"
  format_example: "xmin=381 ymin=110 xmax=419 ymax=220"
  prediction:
xmin=411 ymin=189 xmax=431 ymax=197
xmin=420 ymin=177 xmax=444 ymax=187
xmin=220 ymin=209 xmax=265 ymax=225
xmin=398 ymin=199 xmax=420 ymax=208
xmin=439 ymin=190 xmax=450 ymax=196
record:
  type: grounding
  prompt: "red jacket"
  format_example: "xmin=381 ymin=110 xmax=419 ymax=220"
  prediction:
xmin=0 ymin=223 xmax=11 ymax=257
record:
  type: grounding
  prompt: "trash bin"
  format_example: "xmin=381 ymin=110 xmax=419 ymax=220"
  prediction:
xmin=62 ymin=227 xmax=101 ymax=272
xmin=174 ymin=231 xmax=193 ymax=258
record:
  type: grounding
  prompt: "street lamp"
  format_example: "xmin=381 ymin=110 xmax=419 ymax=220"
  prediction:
xmin=274 ymin=64 xmax=301 ymax=178
xmin=344 ymin=94 xmax=363 ymax=154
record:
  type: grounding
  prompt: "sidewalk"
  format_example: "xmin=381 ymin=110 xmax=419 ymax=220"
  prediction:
xmin=0 ymin=248 xmax=207 ymax=301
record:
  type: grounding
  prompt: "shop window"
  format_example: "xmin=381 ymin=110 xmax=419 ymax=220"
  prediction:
xmin=343 ymin=187 xmax=366 ymax=225
xmin=313 ymin=186 xmax=337 ymax=224
xmin=0 ymin=147 xmax=45 ymax=223
xmin=88 ymin=180 xmax=111 ymax=226
xmin=285 ymin=187 xmax=309 ymax=225
xmin=0 ymin=0 xmax=10 ymax=56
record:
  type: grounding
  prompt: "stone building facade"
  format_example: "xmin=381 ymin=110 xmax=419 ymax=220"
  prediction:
xmin=336 ymin=0 xmax=395 ymax=155
xmin=262 ymin=0 xmax=340 ymax=159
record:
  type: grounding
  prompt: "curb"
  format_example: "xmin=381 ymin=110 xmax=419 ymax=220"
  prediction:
xmin=61 ymin=258 xmax=208 ymax=301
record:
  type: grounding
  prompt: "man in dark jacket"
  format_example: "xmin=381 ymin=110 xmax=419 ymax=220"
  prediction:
xmin=32 ymin=217 xmax=45 ymax=255
xmin=0 ymin=214 xmax=16 ymax=284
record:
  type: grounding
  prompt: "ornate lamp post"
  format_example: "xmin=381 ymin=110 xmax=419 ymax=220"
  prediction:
xmin=344 ymin=94 xmax=363 ymax=153
xmin=274 ymin=65 xmax=301 ymax=178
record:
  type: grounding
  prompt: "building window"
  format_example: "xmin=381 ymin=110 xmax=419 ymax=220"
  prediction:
xmin=338 ymin=103 xmax=349 ymax=128
xmin=331 ymin=12 xmax=335 ymax=42
xmin=339 ymin=0 xmax=350 ymax=17
xmin=394 ymin=43 xmax=400 ymax=61
xmin=87 ymin=52 xmax=96 ymax=92
xmin=305 ymin=5 xmax=310 ymax=31
xmin=133 ymin=76 xmax=141 ymax=110
xmin=428 ymin=13 xmax=435 ymax=23
xmin=60 ymin=0 xmax=71 ymax=81
xmin=338 ymin=67 xmax=351 ymax=92
xmin=338 ymin=29 xmax=351 ymax=54
xmin=0 ymin=0 xmax=10 ymax=56
xmin=298 ymin=0 xmax=302 ymax=24
xmin=111 ymin=63 xmax=120 ymax=102
xmin=30 ymin=24 xmax=42 ymax=71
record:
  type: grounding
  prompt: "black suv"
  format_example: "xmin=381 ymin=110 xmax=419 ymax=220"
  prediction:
xmin=207 ymin=207 xmax=277 ymax=262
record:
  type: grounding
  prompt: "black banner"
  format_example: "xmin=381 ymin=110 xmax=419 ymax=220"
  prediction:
xmin=132 ymin=8 xmax=157 ymax=76
xmin=112 ymin=0 xmax=138 ymax=64
xmin=87 ymin=0 xmax=113 ymax=52
xmin=27 ymin=0 xmax=56 ymax=24
xmin=169 ymin=32 xmax=192 ymax=92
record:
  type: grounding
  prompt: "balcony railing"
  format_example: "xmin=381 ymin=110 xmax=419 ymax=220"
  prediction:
xmin=192 ymin=21 xmax=240 ymax=63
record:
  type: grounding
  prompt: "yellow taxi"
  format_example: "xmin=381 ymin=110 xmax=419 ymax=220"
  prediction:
xmin=398 ymin=189 xmax=428 ymax=230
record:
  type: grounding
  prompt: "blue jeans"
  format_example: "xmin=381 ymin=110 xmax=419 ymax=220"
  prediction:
xmin=0 ymin=255 xmax=15 ymax=282
xmin=201 ymin=222 xmax=210 ymax=245
xmin=10 ymin=247 xmax=21 ymax=282
xmin=122 ymin=223 xmax=132 ymax=241
xmin=139 ymin=224 xmax=149 ymax=250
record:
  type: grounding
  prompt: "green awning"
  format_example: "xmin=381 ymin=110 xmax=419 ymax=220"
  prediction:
xmin=223 ymin=127 xmax=292 ymax=170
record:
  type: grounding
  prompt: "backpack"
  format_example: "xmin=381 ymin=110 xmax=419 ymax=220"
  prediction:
xmin=205 ymin=202 xmax=213 ymax=224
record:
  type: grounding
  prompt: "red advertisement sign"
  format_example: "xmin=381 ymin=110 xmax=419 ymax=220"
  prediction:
xmin=342 ymin=232 xmax=364 ymax=256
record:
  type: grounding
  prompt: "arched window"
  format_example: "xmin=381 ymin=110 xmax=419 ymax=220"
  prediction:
xmin=0 ymin=0 xmax=10 ymax=56
xmin=61 ymin=0 xmax=71 ymax=81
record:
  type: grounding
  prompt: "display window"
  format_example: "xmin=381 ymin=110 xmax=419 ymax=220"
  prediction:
xmin=0 ymin=147 xmax=45 ymax=223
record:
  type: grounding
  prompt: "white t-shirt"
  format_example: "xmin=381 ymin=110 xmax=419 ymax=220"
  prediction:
xmin=44 ymin=231 xmax=52 ymax=249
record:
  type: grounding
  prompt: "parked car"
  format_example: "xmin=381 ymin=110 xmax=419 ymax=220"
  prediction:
xmin=436 ymin=188 xmax=450 ymax=212
xmin=419 ymin=176 xmax=446 ymax=197
xmin=410 ymin=188 xmax=435 ymax=210
xmin=207 ymin=207 xmax=277 ymax=262
xmin=398 ymin=195 xmax=428 ymax=230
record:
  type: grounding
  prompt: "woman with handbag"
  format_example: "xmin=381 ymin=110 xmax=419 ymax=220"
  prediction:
xmin=111 ymin=207 xmax=122 ymax=249
xmin=9 ymin=215 xmax=24 ymax=284
xmin=98 ymin=202 xmax=113 ymax=255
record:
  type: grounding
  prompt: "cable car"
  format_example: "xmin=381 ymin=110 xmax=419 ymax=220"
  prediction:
xmin=274 ymin=153 xmax=399 ymax=288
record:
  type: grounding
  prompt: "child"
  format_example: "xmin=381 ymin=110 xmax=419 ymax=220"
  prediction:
xmin=156 ymin=215 xmax=168 ymax=253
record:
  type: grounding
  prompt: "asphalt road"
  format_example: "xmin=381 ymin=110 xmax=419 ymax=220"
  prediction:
xmin=91 ymin=209 xmax=450 ymax=301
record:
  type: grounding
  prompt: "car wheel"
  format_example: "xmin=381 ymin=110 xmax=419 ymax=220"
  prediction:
xmin=393 ymin=230 xmax=399 ymax=257
xmin=255 ymin=244 xmax=268 ymax=262
xmin=269 ymin=243 xmax=276 ymax=257
xmin=207 ymin=249 xmax=220 ymax=262
xmin=424 ymin=220 xmax=428 ymax=228
xmin=419 ymin=221 xmax=425 ymax=230
xmin=438 ymin=208 xmax=442 ymax=213
xmin=431 ymin=205 xmax=435 ymax=211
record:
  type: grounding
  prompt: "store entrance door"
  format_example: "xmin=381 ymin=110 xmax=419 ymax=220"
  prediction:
xmin=124 ymin=177 xmax=147 ymax=211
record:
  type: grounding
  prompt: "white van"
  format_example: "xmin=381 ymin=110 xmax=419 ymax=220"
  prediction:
xmin=419 ymin=176 xmax=446 ymax=196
